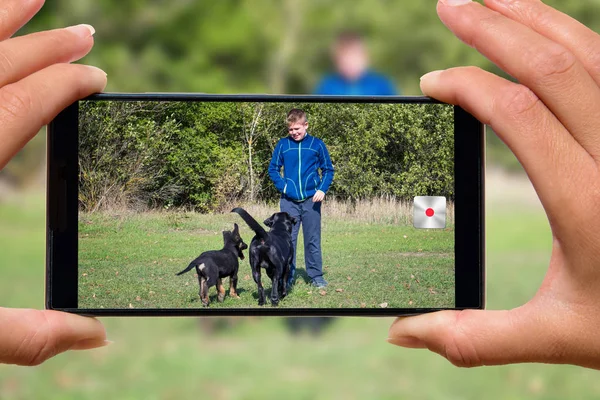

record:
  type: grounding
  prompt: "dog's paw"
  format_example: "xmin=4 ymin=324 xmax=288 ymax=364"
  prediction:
xmin=217 ymin=294 xmax=225 ymax=303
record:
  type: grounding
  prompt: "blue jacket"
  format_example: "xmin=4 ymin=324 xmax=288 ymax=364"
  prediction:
xmin=314 ymin=70 xmax=397 ymax=96
xmin=268 ymin=134 xmax=334 ymax=201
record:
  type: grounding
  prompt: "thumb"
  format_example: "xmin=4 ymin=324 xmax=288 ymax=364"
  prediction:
xmin=387 ymin=307 xmax=563 ymax=367
xmin=0 ymin=308 xmax=109 ymax=366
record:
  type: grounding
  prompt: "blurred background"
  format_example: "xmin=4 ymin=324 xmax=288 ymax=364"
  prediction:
xmin=1 ymin=0 xmax=600 ymax=398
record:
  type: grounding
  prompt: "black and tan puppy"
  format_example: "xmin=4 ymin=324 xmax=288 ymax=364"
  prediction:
xmin=176 ymin=223 xmax=247 ymax=307
xmin=232 ymin=207 xmax=296 ymax=306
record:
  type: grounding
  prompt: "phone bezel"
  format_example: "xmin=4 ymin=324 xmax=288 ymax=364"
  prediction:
xmin=46 ymin=93 xmax=485 ymax=317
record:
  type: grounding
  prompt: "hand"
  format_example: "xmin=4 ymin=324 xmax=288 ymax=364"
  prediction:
xmin=0 ymin=0 xmax=107 ymax=170
xmin=0 ymin=308 xmax=109 ymax=366
xmin=388 ymin=0 xmax=600 ymax=369
xmin=0 ymin=0 xmax=109 ymax=365
xmin=312 ymin=190 xmax=325 ymax=202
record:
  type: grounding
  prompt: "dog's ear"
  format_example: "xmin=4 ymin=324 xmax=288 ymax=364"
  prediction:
xmin=264 ymin=215 xmax=274 ymax=227
xmin=222 ymin=230 xmax=231 ymax=241
xmin=233 ymin=223 xmax=239 ymax=234
xmin=289 ymin=216 xmax=298 ymax=225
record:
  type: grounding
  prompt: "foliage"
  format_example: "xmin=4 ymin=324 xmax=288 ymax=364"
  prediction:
xmin=4 ymin=1 xmax=598 ymax=185
xmin=20 ymin=0 xmax=600 ymax=96
xmin=79 ymin=101 xmax=454 ymax=211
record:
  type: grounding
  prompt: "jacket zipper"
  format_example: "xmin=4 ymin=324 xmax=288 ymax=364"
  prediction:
xmin=298 ymin=140 xmax=303 ymax=199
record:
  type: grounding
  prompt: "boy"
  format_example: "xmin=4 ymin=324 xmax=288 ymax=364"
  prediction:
xmin=314 ymin=31 xmax=398 ymax=96
xmin=268 ymin=109 xmax=334 ymax=289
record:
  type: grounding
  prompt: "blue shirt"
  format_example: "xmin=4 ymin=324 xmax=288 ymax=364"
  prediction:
xmin=268 ymin=134 xmax=334 ymax=202
xmin=314 ymin=70 xmax=397 ymax=96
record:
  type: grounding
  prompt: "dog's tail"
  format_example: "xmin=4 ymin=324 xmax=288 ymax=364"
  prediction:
xmin=231 ymin=207 xmax=269 ymax=241
xmin=176 ymin=261 xmax=196 ymax=276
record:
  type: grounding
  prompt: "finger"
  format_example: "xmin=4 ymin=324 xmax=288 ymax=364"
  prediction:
xmin=420 ymin=66 xmax=599 ymax=219
xmin=0 ymin=308 xmax=108 ymax=366
xmin=437 ymin=0 xmax=600 ymax=159
xmin=387 ymin=307 xmax=563 ymax=367
xmin=485 ymin=0 xmax=600 ymax=86
xmin=0 ymin=25 xmax=95 ymax=87
xmin=0 ymin=62 xmax=107 ymax=170
xmin=0 ymin=0 xmax=45 ymax=40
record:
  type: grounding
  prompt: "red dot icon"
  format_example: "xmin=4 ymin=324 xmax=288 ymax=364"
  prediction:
xmin=425 ymin=208 xmax=435 ymax=217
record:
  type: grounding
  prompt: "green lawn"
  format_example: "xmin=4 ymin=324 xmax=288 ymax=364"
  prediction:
xmin=2 ymin=192 xmax=600 ymax=400
xmin=78 ymin=212 xmax=454 ymax=309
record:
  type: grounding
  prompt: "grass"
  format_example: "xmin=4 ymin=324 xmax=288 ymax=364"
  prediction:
xmin=3 ymin=188 xmax=600 ymax=399
xmin=78 ymin=209 xmax=454 ymax=309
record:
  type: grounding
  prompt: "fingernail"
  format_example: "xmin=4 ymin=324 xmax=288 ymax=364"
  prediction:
xmin=387 ymin=336 xmax=427 ymax=349
xmin=420 ymin=70 xmax=443 ymax=82
xmin=84 ymin=65 xmax=108 ymax=77
xmin=65 ymin=24 xmax=95 ymax=38
xmin=70 ymin=339 xmax=113 ymax=351
xmin=440 ymin=0 xmax=472 ymax=6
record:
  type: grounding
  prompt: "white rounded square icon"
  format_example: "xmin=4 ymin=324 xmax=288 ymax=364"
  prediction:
xmin=413 ymin=196 xmax=446 ymax=229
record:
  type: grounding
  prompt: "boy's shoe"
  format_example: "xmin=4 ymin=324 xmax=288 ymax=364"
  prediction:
xmin=311 ymin=278 xmax=328 ymax=289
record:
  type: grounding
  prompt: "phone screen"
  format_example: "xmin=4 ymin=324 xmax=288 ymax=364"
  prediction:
xmin=47 ymin=94 xmax=484 ymax=315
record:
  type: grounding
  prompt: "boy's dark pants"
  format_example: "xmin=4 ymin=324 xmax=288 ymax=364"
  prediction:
xmin=280 ymin=196 xmax=323 ymax=284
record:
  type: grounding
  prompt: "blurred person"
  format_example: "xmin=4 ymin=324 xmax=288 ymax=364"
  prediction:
xmin=303 ymin=31 xmax=399 ymax=336
xmin=268 ymin=108 xmax=334 ymax=290
xmin=314 ymin=31 xmax=398 ymax=96
xmin=388 ymin=0 xmax=600 ymax=370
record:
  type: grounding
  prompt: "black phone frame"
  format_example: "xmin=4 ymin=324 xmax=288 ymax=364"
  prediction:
xmin=46 ymin=93 xmax=485 ymax=317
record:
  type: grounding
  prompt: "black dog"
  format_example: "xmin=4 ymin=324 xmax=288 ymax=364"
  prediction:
xmin=176 ymin=223 xmax=247 ymax=307
xmin=232 ymin=207 xmax=296 ymax=306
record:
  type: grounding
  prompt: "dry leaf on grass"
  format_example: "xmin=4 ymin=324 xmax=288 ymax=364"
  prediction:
xmin=319 ymin=290 xmax=327 ymax=296
xmin=128 ymin=303 xmax=134 ymax=309
xmin=379 ymin=302 xmax=388 ymax=308
xmin=335 ymin=288 xmax=344 ymax=293
xmin=408 ymin=300 xmax=414 ymax=306
xmin=135 ymin=296 xmax=141 ymax=301
xmin=347 ymin=276 xmax=352 ymax=281
xmin=428 ymin=288 xmax=437 ymax=294
xmin=360 ymin=303 xmax=367 ymax=308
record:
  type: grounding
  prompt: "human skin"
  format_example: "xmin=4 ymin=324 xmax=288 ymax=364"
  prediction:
xmin=0 ymin=0 xmax=109 ymax=366
xmin=388 ymin=0 xmax=600 ymax=370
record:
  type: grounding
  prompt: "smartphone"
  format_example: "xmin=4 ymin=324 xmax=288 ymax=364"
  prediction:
xmin=46 ymin=94 xmax=485 ymax=316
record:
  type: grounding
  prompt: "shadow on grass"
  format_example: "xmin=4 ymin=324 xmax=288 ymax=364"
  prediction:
xmin=186 ymin=287 xmax=250 ymax=305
